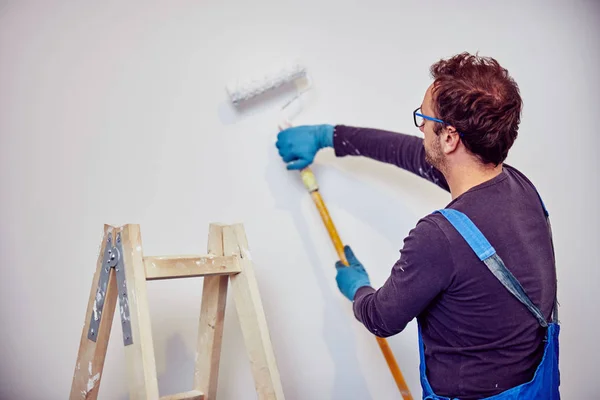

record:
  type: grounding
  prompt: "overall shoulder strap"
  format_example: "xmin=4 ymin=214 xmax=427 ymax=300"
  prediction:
xmin=436 ymin=208 xmax=549 ymax=327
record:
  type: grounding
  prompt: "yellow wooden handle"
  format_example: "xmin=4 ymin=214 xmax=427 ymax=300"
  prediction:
xmin=309 ymin=190 xmax=348 ymax=265
xmin=375 ymin=336 xmax=414 ymax=399
xmin=298 ymin=167 xmax=413 ymax=400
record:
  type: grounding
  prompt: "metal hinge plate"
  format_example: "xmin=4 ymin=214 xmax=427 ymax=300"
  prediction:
xmin=87 ymin=231 xmax=133 ymax=346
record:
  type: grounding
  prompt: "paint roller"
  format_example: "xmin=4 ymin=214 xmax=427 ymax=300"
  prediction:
xmin=225 ymin=61 xmax=413 ymax=400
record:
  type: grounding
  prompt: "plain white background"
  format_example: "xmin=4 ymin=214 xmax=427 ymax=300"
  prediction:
xmin=1 ymin=1 xmax=598 ymax=398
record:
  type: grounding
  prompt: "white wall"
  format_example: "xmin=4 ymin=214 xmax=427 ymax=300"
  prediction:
xmin=1 ymin=1 xmax=598 ymax=398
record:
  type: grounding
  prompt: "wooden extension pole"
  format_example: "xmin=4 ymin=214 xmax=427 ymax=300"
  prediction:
xmin=299 ymin=167 xmax=413 ymax=400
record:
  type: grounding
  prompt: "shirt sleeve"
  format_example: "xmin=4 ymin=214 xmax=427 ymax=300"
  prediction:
xmin=332 ymin=124 xmax=450 ymax=192
xmin=352 ymin=216 xmax=454 ymax=337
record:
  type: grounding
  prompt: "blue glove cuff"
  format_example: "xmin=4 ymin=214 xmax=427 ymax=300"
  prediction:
xmin=348 ymin=281 xmax=371 ymax=301
xmin=317 ymin=124 xmax=335 ymax=149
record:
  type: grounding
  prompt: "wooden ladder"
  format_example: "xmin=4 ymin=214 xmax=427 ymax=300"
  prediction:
xmin=70 ymin=223 xmax=284 ymax=400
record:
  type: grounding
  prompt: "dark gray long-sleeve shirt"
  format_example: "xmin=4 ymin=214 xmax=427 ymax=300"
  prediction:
xmin=332 ymin=125 xmax=557 ymax=399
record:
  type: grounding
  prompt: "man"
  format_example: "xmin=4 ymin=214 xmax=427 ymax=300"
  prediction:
xmin=275 ymin=53 xmax=560 ymax=399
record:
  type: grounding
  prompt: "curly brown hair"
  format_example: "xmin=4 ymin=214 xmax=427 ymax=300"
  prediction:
xmin=430 ymin=52 xmax=522 ymax=166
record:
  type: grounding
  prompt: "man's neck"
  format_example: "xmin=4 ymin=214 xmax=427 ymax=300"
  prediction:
xmin=443 ymin=160 xmax=503 ymax=200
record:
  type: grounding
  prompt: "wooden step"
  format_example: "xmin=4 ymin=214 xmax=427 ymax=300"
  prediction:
xmin=144 ymin=255 xmax=240 ymax=280
xmin=160 ymin=390 xmax=204 ymax=400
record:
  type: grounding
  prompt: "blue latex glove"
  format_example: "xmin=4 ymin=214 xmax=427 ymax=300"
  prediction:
xmin=335 ymin=245 xmax=371 ymax=301
xmin=275 ymin=124 xmax=334 ymax=170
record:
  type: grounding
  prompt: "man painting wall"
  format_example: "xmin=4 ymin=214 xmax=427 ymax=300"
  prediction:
xmin=275 ymin=53 xmax=560 ymax=399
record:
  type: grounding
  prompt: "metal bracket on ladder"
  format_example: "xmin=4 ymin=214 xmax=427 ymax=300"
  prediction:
xmin=87 ymin=231 xmax=133 ymax=346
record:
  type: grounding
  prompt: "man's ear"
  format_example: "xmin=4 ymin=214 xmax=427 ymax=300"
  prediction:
xmin=441 ymin=125 xmax=461 ymax=154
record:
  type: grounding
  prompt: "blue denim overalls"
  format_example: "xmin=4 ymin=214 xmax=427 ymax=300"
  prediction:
xmin=418 ymin=194 xmax=560 ymax=399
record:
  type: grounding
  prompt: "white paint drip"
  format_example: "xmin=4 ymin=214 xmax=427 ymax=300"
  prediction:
xmin=77 ymin=362 xmax=80 ymax=370
xmin=136 ymin=245 xmax=141 ymax=252
xmin=120 ymin=297 xmax=130 ymax=322
xmin=87 ymin=373 xmax=100 ymax=392
xmin=88 ymin=361 xmax=93 ymax=375
xmin=92 ymin=295 xmax=100 ymax=321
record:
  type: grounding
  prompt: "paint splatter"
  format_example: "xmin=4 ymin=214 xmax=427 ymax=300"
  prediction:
xmin=120 ymin=296 xmax=130 ymax=322
xmin=87 ymin=373 xmax=100 ymax=392
xmin=92 ymin=298 xmax=99 ymax=321
xmin=418 ymin=166 xmax=441 ymax=185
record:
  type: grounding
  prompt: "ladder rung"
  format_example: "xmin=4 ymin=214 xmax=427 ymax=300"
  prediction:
xmin=160 ymin=390 xmax=204 ymax=400
xmin=144 ymin=255 xmax=240 ymax=280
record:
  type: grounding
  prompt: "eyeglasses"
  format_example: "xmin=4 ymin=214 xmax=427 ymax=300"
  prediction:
xmin=413 ymin=107 xmax=464 ymax=137
xmin=413 ymin=107 xmax=445 ymax=128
